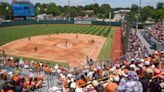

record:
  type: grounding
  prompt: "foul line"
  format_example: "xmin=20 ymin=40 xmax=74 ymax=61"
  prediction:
xmin=88 ymin=41 xmax=101 ymax=57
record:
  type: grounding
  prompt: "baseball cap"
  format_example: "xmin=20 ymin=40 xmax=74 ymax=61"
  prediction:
xmin=122 ymin=69 xmax=129 ymax=77
xmin=144 ymin=61 xmax=150 ymax=66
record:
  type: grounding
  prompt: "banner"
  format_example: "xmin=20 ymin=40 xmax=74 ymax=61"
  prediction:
xmin=74 ymin=20 xmax=92 ymax=24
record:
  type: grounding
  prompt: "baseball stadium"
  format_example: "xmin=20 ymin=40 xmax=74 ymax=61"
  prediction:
xmin=0 ymin=0 xmax=164 ymax=92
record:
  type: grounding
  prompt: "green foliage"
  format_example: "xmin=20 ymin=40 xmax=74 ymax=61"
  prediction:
xmin=0 ymin=1 xmax=163 ymax=21
xmin=130 ymin=4 xmax=138 ymax=13
xmin=128 ymin=2 xmax=164 ymax=23
xmin=140 ymin=6 xmax=154 ymax=22
xmin=0 ymin=2 xmax=11 ymax=19
xmin=99 ymin=4 xmax=111 ymax=18
xmin=156 ymin=2 xmax=164 ymax=9
xmin=47 ymin=3 xmax=60 ymax=16
xmin=153 ymin=9 xmax=164 ymax=22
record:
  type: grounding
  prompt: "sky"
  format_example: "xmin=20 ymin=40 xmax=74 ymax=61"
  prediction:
xmin=0 ymin=0 xmax=163 ymax=8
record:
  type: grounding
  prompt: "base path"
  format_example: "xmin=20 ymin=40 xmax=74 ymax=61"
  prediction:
xmin=110 ymin=27 xmax=123 ymax=61
xmin=0 ymin=34 xmax=106 ymax=67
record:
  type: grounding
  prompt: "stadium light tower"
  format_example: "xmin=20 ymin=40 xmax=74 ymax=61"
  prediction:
xmin=37 ymin=7 xmax=40 ymax=22
xmin=68 ymin=0 xmax=70 ymax=21
xmin=136 ymin=0 xmax=142 ymax=29
xmin=6 ymin=6 xmax=10 ymax=20
xmin=109 ymin=12 xmax=111 ymax=27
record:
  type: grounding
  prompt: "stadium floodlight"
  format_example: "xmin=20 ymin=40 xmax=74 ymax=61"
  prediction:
xmin=68 ymin=0 xmax=70 ymax=21
xmin=37 ymin=7 xmax=40 ymax=22
xmin=109 ymin=12 xmax=111 ymax=27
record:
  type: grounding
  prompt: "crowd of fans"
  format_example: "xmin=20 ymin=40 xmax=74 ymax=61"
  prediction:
xmin=147 ymin=22 xmax=164 ymax=42
xmin=128 ymin=30 xmax=148 ymax=54
xmin=0 ymin=57 xmax=48 ymax=92
xmin=0 ymin=22 xmax=163 ymax=92
xmin=0 ymin=49 xmax=163 ymax=92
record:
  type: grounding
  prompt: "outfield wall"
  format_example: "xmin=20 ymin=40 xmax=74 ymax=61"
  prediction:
xmin=0 ymin=20 xmax=121 ymax=27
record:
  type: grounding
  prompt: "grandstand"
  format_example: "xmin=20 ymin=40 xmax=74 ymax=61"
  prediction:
xmin=0 ymin=0 xmax=164 ymax=92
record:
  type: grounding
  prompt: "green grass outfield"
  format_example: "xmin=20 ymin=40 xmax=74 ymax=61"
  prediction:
xmin=0 ymin=24 xmax=115 ymax=66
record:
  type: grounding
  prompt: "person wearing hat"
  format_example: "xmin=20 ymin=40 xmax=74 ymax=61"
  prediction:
xmin=154 ymin=51 xmax=160 ymax=60
xmin=123 ymin=60 xmax=129 ymax=66
xmin=13 ymin=73 xmax=19 ymax=83
xmin=115 ymin=64 xmax=122 ymax=76
xmin=120 ymin=69 xmax=129 ymax=85
xmin=75 ymin=87 xmax=84 ymax=92
xmin=149 ymin=77 xmax=162 ymax=92
xmin=92 ymin=80 xmax=104 ymax=92
xmin=144 ymin=61 xmax=154 ymax=77
xmin=136 ymin=63 xmax=145 ymax=79
xmin=3 ymin=82 xmax=14 ymax=92
xmin=105 ymin=75 xmax=119 ymax=92
xmin=70 ymin=79 xmax=76 ymax=92
xmin=160 ymin=50 xmax=164 ymax=57
xmin=76 ymin=75 xmax=87 ymax=88
xmin=116 ymin=71 xmax=143 ymax=92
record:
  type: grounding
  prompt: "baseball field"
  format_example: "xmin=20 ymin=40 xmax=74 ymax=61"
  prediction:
xmin=0 ymin=24 xmax=121 ymax=67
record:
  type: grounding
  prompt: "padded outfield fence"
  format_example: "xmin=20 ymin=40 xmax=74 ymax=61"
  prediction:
xmin=0 ymin=20 xmax=121 ymax=27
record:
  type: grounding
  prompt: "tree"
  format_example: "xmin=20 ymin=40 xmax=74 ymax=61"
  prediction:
xmin=127 ymin=4 xmax=139 ymax=22
xmin=156 ymin=2 xmax=164 ymax=9
xmin=130 ymin=4 xmax=138 ymax=13
xmin=99 ymin=4 xmax=111 ymax=18
xmin=153 ymin=9 xmax=164 ymax=22
xmin=0 ymin=2 xmax=12 ymax=19
xmin=85 ymin=3 xmax=99 ymax=16
xmin=127 ymin=12 xmax=137 ymax=22
xmin=58 ymin=5 xmax=64 ymax=15
xmin=42 ymin=3 xmax=48 ymax=13
xmin=35 ymin=3 xmax=42 ymax=15
xmin=76 ymin=6 xmax=85 ymax=16
xmin=47 ymin=3 xmax=60 ymax=16
xmin=140 ymin=6 xmax=154 ymax=22
xmin=70 ymin=6 xmax=79 ymax=17
xmin=63 ymin=6 xmax=69 ymax=17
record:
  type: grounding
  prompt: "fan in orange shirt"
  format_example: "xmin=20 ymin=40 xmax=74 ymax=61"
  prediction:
xmin=105 ymin=76 xmax=119 ymax=92
xmin=47 ymin=66 xmax=51 ymax=74
xmin=76 ymin=75 xmax=87 ymax=88
xmin=13 ymin=74 xmax=19 ymax=82
xmin=37 ymin=73 xmax=43 ymax=81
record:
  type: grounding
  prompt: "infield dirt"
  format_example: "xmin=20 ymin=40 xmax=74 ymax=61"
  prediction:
xmin=0 ymin=34 xmax=106 ymax=67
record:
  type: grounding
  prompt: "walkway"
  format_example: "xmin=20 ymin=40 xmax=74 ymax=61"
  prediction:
xmin=136 ymin=29 xmax=155 ymax=54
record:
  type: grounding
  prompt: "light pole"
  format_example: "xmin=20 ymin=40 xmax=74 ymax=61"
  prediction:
xmin=6 ymin=6 xmax=9 ymax=20
xmin=109 ymin=12 xmax=111 ymax=27
xmin=37 ymin=7 xmax=40 ymax=15
xmin=136 ymin=0 xmax=142 ymax=29
xmin=37 ymin=7 xmax=40 ymax=21
xmin=44 ymin=8 xmax=47 ymax=13
xmin=68 ymin=0 xmax=70 ymax=21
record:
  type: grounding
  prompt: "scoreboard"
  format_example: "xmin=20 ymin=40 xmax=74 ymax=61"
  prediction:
xmin=12 ymin=3 xmax=35 ymax=17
